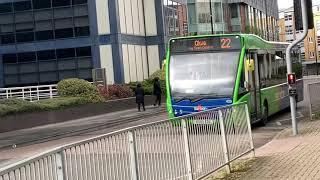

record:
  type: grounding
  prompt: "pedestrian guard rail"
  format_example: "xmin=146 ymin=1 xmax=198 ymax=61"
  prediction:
xmin=0 ymin=103 xmax=254 ymax=180
xmin=308 ymin=81 xmax=320 ymax=120
xmin=0 ymin=85 xmax=58 ymax=102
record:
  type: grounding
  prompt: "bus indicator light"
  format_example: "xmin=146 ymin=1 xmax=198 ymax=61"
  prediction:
xmin=287 ymin=73 xmax=296 ymax=85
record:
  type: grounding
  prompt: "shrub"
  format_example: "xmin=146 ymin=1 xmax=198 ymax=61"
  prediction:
xmin=149 ymin=69 xmax=165 ymax=81
xmin=129 ymin=78 xmax=166 ymax=95
xmin=57 ymin=78 xmax=103 ymax=103
xmin=98 ymin=84 xmax=134 ymax=100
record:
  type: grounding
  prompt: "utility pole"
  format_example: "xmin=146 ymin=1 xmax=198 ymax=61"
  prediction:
xmin=265 ymin=0 xmax=270 ymax=40
xmin=314 ymin=27 xmax=319 ymax=75
xmin=209 ymin=0 xmax=214 ymax=34
xmin=287 ymin=0 xmax=309 ymax=136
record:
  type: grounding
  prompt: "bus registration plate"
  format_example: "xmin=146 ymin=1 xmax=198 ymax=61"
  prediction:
xmin=193 ymin=119 xmax=215 ymax=125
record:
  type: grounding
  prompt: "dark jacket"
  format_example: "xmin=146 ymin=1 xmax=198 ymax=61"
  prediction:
xmin=153 ymin=81 xmax=162 ymax=95
xmin=135 ymin=86 xmax=145 ymax=103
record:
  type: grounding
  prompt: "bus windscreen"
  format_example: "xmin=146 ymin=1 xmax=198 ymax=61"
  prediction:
xmin=169 ymin=51 xmax=240 ymax=102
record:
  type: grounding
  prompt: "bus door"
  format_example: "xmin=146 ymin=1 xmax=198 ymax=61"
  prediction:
xmin=248 ymin=53 xmax=262 ymax=120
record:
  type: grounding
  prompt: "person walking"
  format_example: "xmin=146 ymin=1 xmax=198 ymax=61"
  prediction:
xmin=153 ymin=77 xmax=162 ymax=107
xmin=135 ymin=83 xmax=145 ymax=111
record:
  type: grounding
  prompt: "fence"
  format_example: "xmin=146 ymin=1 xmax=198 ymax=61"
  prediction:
xmin=308 ymin=81 xmax=320 ymax=120
xmin=0 ymin=103 xmax=254 ymax=180
xmin=0 ymin=85 xmax=58 ymax=102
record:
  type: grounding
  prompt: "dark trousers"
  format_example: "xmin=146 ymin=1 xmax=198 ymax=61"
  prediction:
xmin=154 ymin=95 xmax=161 ymax=106
xmin=138 ymin=102 xmax=145 ymax=111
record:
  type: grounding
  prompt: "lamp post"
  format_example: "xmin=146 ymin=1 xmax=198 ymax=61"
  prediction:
xmin=209 ymin=0 xmax=214 ymax=34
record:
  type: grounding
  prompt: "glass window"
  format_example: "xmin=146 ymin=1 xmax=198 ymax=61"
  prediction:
xmin=74 ymin=26 xmax=90 ymax=37
xmin=35 ymin=30 xmax=54 ymax=40
xmin=0 ymin=3 xmax=13 ymax=13
xmin=18 ymin=52 xmax=36 ymax=63
xmin=37 ymin=50 xmax=56 ymax=60
xmin=214 ymin=2 xmax=222 ymax=22
xmin=33 ymin=0 xmax=51 ymax=9
xmin=13 ymin=1 xmax=32 ymax=11
xmin=34 ymin=10 xmax=53 ymax=21
xmin=0 ymin=14 xmax=14 ymax=24
xmin=54 ymin=28 xmax=74 ymax=38
xmin=0 ymin=24 xmax=14 ymax=33
xmin=35 ymin=20 xmax=53 ymax=31
xmin=56 ymin=48 xmax=75 ymax=59
xmin=16 ymin=32 xmax=35 ymax=42
xmin=54 ymin=18 xmax=73 ymax=29
xmin=16 ymin=22 xmax=34 ymax=32
xmin=72 ymin=0 xmax=87 ymax=5
xmin=52 ymin=0 xmax=71 ymax=7
xmin=1 ymin=34 xmax=15 ymax=44
xmin=170 ymin=51 xmax=240 ymax=101
xmin=3 ymin=54 xmax=17 ymax=64
xmin=76 ymin=46 xmax=91 ymax=57
xmin=74 ymin=16 xmax=89 ymax=27
xmin=230 ymin=3 xmax=238 ymax=18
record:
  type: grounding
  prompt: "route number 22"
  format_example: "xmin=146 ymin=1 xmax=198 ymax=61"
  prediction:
xmin=221 ymin=38 xmax=231 ymax=49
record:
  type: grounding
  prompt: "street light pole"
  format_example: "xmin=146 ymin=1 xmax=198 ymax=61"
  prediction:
xmin=209 ymin=0 xmax=214 ymax=34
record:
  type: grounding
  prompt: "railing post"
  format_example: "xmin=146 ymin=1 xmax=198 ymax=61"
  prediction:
xmin=218 ymin=109 xmax=231 ymax=173
xmin=22 ymin=88 xmax=25 ymax=100
xmin=55 ymin=152 xmax=66 ymax=180
xmin=181 ymin=119 xmax=193 ymax=180
xmin=37 ymin=87 xmax=40 ymax=101
xmin=50 ymin=86 xmax=53 ymax=99
xmin=244 ymin=104 xmax=255 ymax=157
xmin=128 ymin=131 xmax=139 ymax=180
xmin=6 ymin=89 xmax=9 ymax=99
xmin=29 ymin=88 xmax=32 ymax=102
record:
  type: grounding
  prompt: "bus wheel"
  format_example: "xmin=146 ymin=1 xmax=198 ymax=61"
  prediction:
xmin=260 ymin=104 xmax=268 ymax=126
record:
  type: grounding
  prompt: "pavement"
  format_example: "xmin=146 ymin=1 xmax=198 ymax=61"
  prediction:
xmin=238 ymin=119 xmax=320 ymax=180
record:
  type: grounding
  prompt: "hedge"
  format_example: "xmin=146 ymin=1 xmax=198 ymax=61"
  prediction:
xmin=0 ymin=97 xmax=90 ymax=117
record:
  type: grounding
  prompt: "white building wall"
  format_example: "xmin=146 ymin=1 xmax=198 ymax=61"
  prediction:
xmin=99 ymin=45 xmax=114 ymax=84
xmin=95 ymin=0 xmax=110 ymax=35
xmin=147 ymin=45 xmax=160 ymax=75
xmin=143 ymin=0 xmax=157 ymax=36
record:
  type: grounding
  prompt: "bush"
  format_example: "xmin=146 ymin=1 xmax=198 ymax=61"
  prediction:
xmin=149 ymin=69 xmax=165 ymax=81
xmin=57 ymin=78 xmax=103 ymax=103
xmin=129 ymin=78 xmax=166 ymax=95
xmin=98 ymin=84 xmax=134 ymax=100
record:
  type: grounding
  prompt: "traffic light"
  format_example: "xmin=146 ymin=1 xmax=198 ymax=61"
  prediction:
xmin=287 ymin=73 xmax=296 ymax=85
xmin=294 ymin=0 xmax=314 ymax=30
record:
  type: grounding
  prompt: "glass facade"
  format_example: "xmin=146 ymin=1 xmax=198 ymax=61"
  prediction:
xmin=186 ymin=0 xmax=278 ymax=40
xmin=0 ymin=0 xmax=92 ymax=87
xmin=0 ymin=0 xmax=89 ymax=45
xmin=2 ymin=47 xmax=92 ymax=86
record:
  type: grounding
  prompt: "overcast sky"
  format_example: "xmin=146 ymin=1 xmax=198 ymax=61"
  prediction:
xmin=278 ymin=0 xmax=320 ymax=10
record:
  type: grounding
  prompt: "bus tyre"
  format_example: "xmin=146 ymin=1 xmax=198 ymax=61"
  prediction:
xmin=260 ymin=104 xmax=268 ymax=126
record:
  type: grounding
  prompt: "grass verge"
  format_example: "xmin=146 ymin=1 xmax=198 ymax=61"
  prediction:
xmin=205 ymin=158 xmax=257 ymax=180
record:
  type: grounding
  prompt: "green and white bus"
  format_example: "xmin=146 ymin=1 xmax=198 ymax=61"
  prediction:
xmin=165 ymin=34 xmax=303 ymax=124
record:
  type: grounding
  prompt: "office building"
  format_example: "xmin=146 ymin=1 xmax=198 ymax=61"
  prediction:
xmin=0 ymin=0 xmax=186 ymax=87
xmin=187 ymin=0 xmax=279 ymax=41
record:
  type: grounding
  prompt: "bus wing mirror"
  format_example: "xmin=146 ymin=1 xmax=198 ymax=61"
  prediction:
xmin=246 ymin=59 xmax=255 ymax=72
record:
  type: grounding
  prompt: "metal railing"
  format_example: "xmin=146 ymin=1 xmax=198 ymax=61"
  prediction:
xmin=308 ymin=81 xmax=320 ymax=119
xmin=0 ymin=85 xmax=58 ymax=102
xmin=0 ymin=103 xmax=254 ymax=180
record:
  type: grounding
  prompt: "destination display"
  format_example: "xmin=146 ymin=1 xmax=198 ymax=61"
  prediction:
xmin=170 ymin=36 xmax=242 ymax=53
